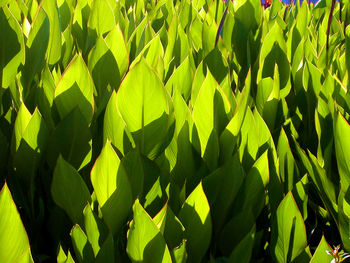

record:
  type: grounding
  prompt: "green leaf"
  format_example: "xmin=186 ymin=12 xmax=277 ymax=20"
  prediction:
xmin=47 ymin=107 xmax=92 ymax=170
xmin=95 ymin=233 xmax=114 ymax=263
xmin=83 ymin=204 xmax=108 ymax=256
xmin=0 ymin=183 xmax=34 ymax=263
xmin=334 ymin=111 xmax=350 ymax=190
xmin=310 ymin=236 xmax=333 ymax=263
xmin=88 ymin=25 xmax=129 ymax=95
xmin=203 ymin=154 xmax=245 ymax=233
xmin=179 ymin=182 xmax=212 ymax=263
xmin=42 ymin=0 xmax=61 ymax=65
xmin=54 ymin=54 xmax=95 ymax=124
xmin=192 ymin=69 xmax=231 ymax=159
xmin=51 ymin=155 xmax=91 ymax=224
xmin=103 ymin=91 xmax=133 ymax=155
xmin=338 ymin=187 xmax=350 ymax=251
xmin=70 ymin=224 xmax=94 ymax=263
xmin=219 ymin=73 xmax=250 ymax=161
xmin=277 ymin=127 xmax=299 ymax=193
xmin=227 ymin=225 xmax=255 ymax=263
xmin=0 ymin=0 xmax=12 ymax=7
xmin=121 ymin=148 xmax=144 ymax=201
xmin=11 ymin=105 xmax=48 ymax=182
xmin=165 ymin=56 xmax=193 ymax=101
xmin=91 ymin=140 xmax=133 ymax=234
xmin=126 ymin=200 xmax=172 ymax=263
xmin=153 ymin=203 xmax=185 ymax=250
xmin=0 ymin=6 xmax=25 ymax=88
xmin=232 ymin=150 xmax=269 ymax=218
xmin=21 ymin=7 xmax=49 ymax=89
xmin=116 ymin=58 xmax=174 ymax=159
xmin=270 ymin=192 xmax=307 ymax=263
xmin=88 ymin=0 xmax=115 ymax=36
xmin=258 ymin=22 xmax=290 ymax=90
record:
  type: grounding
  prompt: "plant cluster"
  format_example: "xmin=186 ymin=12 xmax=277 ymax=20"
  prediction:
xmin=1 ymin=0 xmax=350 ymax=262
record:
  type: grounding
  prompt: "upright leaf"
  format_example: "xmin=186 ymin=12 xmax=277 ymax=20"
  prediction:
xmin=91 ymin=141 xmax=132 ymax=234
xmin=0 ymin=183 xmax=34 ymax=263
xmin=0 ymin=6 xmax=25 ymax=88
xmin=179 ymin=182 xmax=212 ymax=263
xmin=310 ymin=236 xmax=333 ymax=263
xmin=116 ymin=59 xmax=174 ymax=159
xmin=42 ymin=0 xmax=61 ymax=64
xmin=51 ymin=156 xmax=91 ymax=224
xmin=270 ymin=192 xmax=307 ymax=263
xmin=334 ymin=111 xmax=350 ymax=190
xmin=70 ymin=224 xmax=94 ymax=263
xmin=54 ymin=54 xmax=95 ymax=123
xmin=127 ymin=200 xmax=172 ymax=263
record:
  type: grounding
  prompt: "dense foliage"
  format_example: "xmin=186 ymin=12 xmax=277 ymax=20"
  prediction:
xmin=1 ymin=0 xmax=350 ymax=262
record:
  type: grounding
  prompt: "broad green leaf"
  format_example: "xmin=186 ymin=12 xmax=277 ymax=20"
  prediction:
xmin=47 ymin=107 xmax=92 ymax=170
xmin=37 ymin=65 xmax=55 ymax=130
xmin=83 ymin=204 xmax=108 ymax=256
xmin=219 ymin=209 xmax=255 ymax=256
xmin=0 ymin=0 xmax=11 ymax=7
xmin=310 ymin=236 xmax=333 ymax=263
xmin=270 ymin=192 xmax=307 ymax=263
xmin=258 ymin=22 xmax=290 ymax=90
xmin=179 ymin=182 xmax=212 ymax=263
xmin=165 ymin=56 xmax=193 ymax=101
xmin=70 ymin=224 xmax=94 ymax=263
xmin=232 ymin=150 xmax=269 ymax=218
xmin=153 ymin=203 xmax=185 ymax=250
xmin=0 ymin=183 xmax=34 ymax=263
xmin=57 ymin=246 xmax=76 ymax=263
xmin=277 ymin=128 xmax=299 ymax=193
xmin=227 ymin=225 xmax=255 ymax=263
xmin=88 ymin=0 xmax=115 ymax=36
xmin=54 ymin=54 xmax=94 ymax=124
xmin=203 ymin=154 xmax=244 ymax=233
xmin=116 ymin=58 xmax=174 ymax=159
xmin=11 ymin=105 xmax=47 ymax=200
xmin=104 ymin=25 xmax=129 ymax=80
xmin=42 ymin=0 xmax=61 ymax=64
xmin=95 ymin=233 xmax=114 ymax=263
xmin=51 ymin=156 xmax=91 ymax=224
xmin=256 ymin=64 xmax=280 ymax=129
xmin=11 ymin=103 xmax=31 ymax=153
xmin=338 ymin=186 xmax=350 ymax=250
xmin=21 ymin=7 xmax=49 ymax=89
xmin=334 ymin=111 xmax=350 ymax=190
xmin=121 ymin=149 xmax=144 ymax=201
xmin=192 ymin=70 xmax=231 ymax=158
xmin=72 ymin=0 xmax=91 ymax=53
xmin=0 ymin=6 xmax=25 ymax=88
xmin=103 ymin=91 xmax=133 ymax=155
xmin=91 ymin=140 xmax=132 ymax=234
xmin=219 ymin=73 xmax=250 ymax=161
xmin=127 ymin=200 xmax=172 ymax=263
xmin=88 ymin=25 xmax=128 ymax=95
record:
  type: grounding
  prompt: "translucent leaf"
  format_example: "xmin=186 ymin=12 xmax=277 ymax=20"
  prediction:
xmin=116 ymin=58 xmax=174 ymax=159
xmin=0 ymin=183 xmax=34 ymax=263
xmin=91 ymin=141 xmax=132 ymax=234
xmin=310 ymin=236 xmax=333 ymax=263
xmin=51 ymin=156 xmax=91 ymax=224
xmin=42 ymin=0 xmax=61 ymax=64
xmin=0 ymin=6 xmax=25 ymax=88
xmin=179 ymin=182 xmax=212 ymax=262
xmin=127 ymin=200 xmax=172 ymax=263
xmin=54 ymin=54 xmax=95 ymax=123
xmin=70 ymin=224 xmax=94 ymax=263
xmin=270 ymin=192 xmax=307 ymax=263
